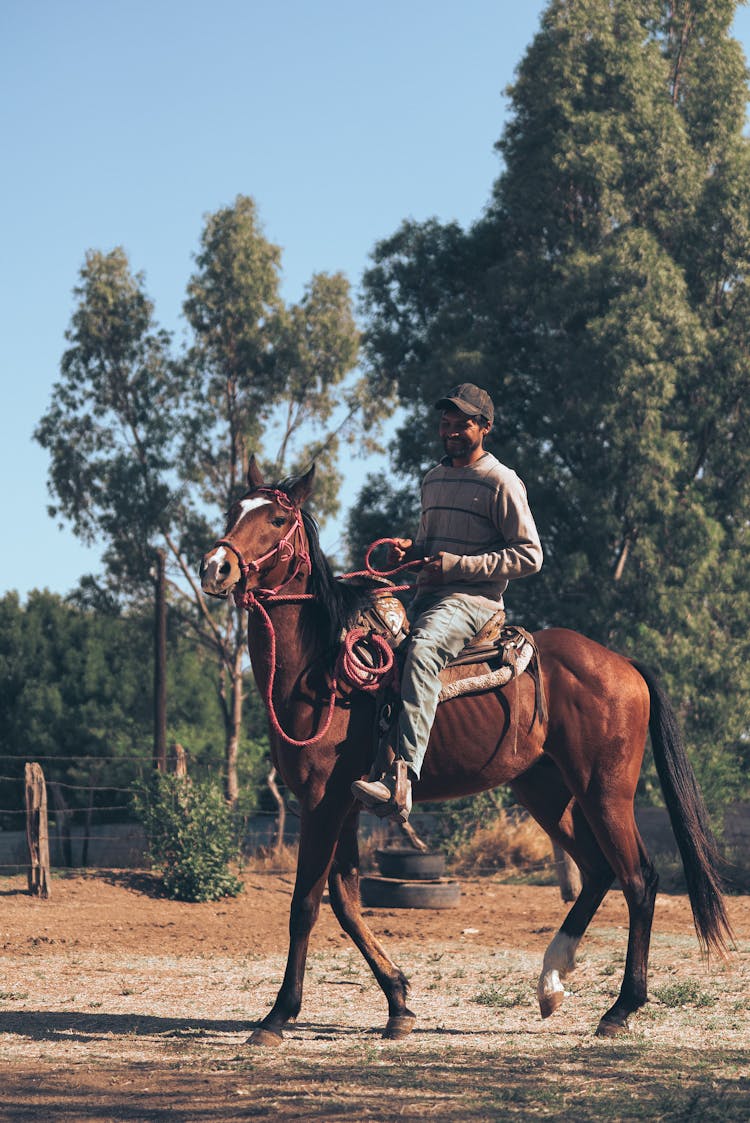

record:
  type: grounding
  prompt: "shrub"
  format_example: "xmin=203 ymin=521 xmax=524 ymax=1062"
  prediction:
xmin=134 ymin=772 xmax=243 ymax=902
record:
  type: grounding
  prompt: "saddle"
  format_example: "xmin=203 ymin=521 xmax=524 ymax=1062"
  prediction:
xmin=349 ymin=579 xmax=411 ymax=650
xmin=344 ymin=583 xmax=544 ymax=717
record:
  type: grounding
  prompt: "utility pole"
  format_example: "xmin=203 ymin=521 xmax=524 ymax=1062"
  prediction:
xmin=153 ymin=547 xmax=167 ymax=772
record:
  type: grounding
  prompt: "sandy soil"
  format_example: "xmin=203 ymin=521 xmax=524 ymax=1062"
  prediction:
xmin=0 ymin=872 xmax=748 ymax=1121
xmin=5 ymin=869 xmax=749 ymax=956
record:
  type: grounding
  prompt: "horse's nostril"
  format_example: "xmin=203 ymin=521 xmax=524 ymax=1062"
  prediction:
xmin=219 ymin=561 xmax=231 ymax=577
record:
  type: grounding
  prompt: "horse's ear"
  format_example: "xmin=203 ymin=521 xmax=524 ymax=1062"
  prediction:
xmin=288 ymin=463 xmax=315 ymax=506
xmin=247 ymin=455 xmax=265 ymax=490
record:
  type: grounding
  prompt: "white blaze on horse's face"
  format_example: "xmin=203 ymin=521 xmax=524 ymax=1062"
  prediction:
xmin=238 ymin=496 xmax=272 ymax=521
xmin=200 ymin=496 xmax=273 ymax=596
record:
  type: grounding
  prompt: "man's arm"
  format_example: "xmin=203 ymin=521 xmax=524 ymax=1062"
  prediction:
xmin=439 ymin=473 xmax=543 ymax=584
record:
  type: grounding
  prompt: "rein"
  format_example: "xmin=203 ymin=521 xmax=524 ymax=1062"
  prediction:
xmin=217 ymin=517 xmax=424 ymax=747
xmin=349 ymin=538 xmax=427 ymax=583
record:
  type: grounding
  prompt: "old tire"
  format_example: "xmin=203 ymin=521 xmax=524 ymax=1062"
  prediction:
xmin=375 ymin=848 xmax=446 ymax=880
xmin=360 ymin=875 xmax=460 ymax=909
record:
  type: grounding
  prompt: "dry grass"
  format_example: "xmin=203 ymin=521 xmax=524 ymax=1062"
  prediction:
xmin=241 ymin=814 xmax=555 ymax=880
xmin=450 ymin=809 xmax=554 ymax=875
xmin=241 ymin=842 xmax=298 ymax=873
xmin=241 ymin=826 xmax=394 ymax=876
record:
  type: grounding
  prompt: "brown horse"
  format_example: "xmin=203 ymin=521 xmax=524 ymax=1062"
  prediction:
xmin=200 ymin=460 xmax=733 ymax=1045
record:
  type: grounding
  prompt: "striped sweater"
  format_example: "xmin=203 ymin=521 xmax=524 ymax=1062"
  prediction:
xmin=413 ymin=451 xmax=543 ymax=605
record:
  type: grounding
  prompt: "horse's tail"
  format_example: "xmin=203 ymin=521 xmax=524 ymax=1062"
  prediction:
xmin=632 ymin=660 xmax=734 ymax=957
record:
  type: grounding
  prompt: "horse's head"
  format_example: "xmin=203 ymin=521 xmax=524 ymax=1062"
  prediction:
xmin=200 ymin=457 xmax=315 ymax=600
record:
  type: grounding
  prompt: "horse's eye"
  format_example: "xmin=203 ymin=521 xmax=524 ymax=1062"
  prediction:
xmin=271 ymin=516 xmax=287 ymax=528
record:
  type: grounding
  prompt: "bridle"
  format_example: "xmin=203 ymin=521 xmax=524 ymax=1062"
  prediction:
xmin=206 ymin=492 xmax=425 ymax=748
xmin=214 ymin=489 xmax=312 ymax=605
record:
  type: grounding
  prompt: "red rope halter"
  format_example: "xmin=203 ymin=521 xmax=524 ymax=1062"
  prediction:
xmin=215 ymin=489 xmax=312 ymax=604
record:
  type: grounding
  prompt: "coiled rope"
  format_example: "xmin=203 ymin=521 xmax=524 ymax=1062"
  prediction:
xmin=241 ymin=537 xmax=426 ymax=745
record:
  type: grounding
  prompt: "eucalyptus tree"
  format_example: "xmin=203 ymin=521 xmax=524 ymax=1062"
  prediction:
xmin=178 ymin=195 xmax=364 ymax=801
xmin=37 ymin=195 xmax=376 ymax=803
xmin=360 ymin=0 xmax=750 ymax=806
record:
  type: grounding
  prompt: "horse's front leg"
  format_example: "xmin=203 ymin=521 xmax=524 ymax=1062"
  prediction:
xmin=249 ymin=802 xmax=340 ymax=1047
xmin=327 ymin=805 xmax=415 ymax=1040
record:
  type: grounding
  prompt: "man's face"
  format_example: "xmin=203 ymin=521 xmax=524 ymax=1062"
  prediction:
xmin=439 ymin=408 xmax=488 ymax=462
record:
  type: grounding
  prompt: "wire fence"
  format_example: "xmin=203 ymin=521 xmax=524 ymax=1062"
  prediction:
xmin=0 ymin=750 xmax=450 ymax=876
xmin=0 ymin=749 xmax=299 ymax=875
xmin=4 ymin=752 xmax=739 ymax=883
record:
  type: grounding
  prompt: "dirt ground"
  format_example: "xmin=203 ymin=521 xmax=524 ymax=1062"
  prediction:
xmin=0 ymin=871 xmax=748 ymax=1121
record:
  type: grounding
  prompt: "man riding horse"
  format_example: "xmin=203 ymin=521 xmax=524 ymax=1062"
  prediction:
xmin=352 ymin=382 xmax=543 ymax=821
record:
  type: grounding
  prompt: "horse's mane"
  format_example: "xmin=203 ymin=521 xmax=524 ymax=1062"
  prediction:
xmin=275 ymin=478 xmax=370 ymax=659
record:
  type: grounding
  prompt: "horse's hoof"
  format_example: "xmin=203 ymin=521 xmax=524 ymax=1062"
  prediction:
xmin=248 ymin=1027 xmax=284 ymax=1047
xmin=383 ymin=1013 xmax=416 ymax=1040
xmin=595 ymin=1016 xmax=630 ymax=1038
xmin=539 ymin=990 xmax=565 ymax=1019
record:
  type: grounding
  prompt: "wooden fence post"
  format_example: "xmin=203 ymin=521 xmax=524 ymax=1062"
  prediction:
xmin=267 ymin=766 xmax=286 ymax=856
xmin=168 ymin=742 xmax=187 ymax=777
xmin=25 ymin=762 xmax=51 ymax=898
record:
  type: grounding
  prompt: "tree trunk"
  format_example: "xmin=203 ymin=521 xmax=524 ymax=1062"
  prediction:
xmin=224 ymin=648 xmax=244 ymax=807
xmin=168 ymin=741 xmax=187 ymax=778
xmin=25 ymin=763 xmax=51 ymax=898
xmin=267 ymin=766 xmax=286 ymax=855
xmin=153 ymin=547 xmax=168 ymax=772
xmin=81 ymin=784 xmax=95 ymax=869
xmin=49 ymin=781 xmax=73 ymax=868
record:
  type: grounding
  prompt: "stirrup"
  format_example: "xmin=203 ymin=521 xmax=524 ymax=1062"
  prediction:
xmin=372 ymin=760 xmax=411 ymax=823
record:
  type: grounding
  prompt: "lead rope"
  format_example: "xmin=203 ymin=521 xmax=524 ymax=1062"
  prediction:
xmin=239 ymin=536 xmax=424 ymax=745
xmin=344 ymin=537 xmax=428 ymax=583
xmin=337 ymin=628 xmax=398 ymax=694
xmin=243 ymin=588 xmax=341 ymax=748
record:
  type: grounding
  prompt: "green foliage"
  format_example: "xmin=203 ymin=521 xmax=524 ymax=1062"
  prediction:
xmin=652 ymin=980 xmax=717 ymax=1009
xmin=345 ymin=474 xmax=421 ymax=570
xmin=181 ymin=194 xmax=368 ymax=524
xmin=360 ymin=0 xmax=750 ymax=811
xmin=0 ymin=591 xmax=251 ymax=824
xmin=0 ymin=590 xmax=151 ymax=821
xmin=34 ymin=248 xmax=185 ymax=589
xmin=134 ymin=772 xmax=243 ymax=902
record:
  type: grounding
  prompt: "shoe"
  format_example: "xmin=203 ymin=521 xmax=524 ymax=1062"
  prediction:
xmin=351 ymin=766 xmax=412 ymax=824
xmin=351 ymin=774 xmax=395 ymax=808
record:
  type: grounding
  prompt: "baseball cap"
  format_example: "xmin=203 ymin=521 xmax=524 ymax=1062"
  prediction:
xmin=435 ymin=383 xmax=494 ymax=427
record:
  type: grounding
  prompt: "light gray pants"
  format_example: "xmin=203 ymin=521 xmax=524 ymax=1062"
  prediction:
xmin=397 ymin=593 xmax=497 ymax=779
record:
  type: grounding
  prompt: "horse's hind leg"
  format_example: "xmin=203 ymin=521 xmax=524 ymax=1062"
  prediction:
xmin=586 ymin=807 xmax=658 ymax=1037
xmin=511 ymin=759 xmax=615 ymax=1019
xmin=544 ymin=768 xmax=658 ymax=1035
xmin=327 ymin=806 xmax=416 ymax=1040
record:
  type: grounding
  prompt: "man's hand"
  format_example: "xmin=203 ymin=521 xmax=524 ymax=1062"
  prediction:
xmin=387 ymin=538 xmax=414 ymax=566
xmin=420 ymin=553 xmax=444 ymax=584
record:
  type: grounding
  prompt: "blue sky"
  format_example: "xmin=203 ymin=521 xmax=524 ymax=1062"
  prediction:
xmin=3 ymin=1 xmax=750 ymax=598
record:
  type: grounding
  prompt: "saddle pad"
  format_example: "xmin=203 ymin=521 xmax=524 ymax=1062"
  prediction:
xmin=437 ymin=636 xmax=535 ymax=702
